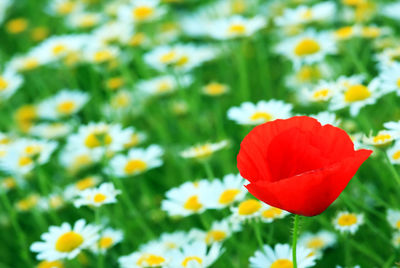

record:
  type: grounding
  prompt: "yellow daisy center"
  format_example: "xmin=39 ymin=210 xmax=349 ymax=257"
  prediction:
xmin=136 ymin=254 xmax=165 ymax=266
xmin=218 ymin=189 xmax=240 ymax=205
xmin=396 ymin=78 xmax=400 ymax=88
xmin=160 ymin=51 xmax=177 ymax=63
xmin=337 ymin=213 xmax=358 ymax=226
xmin=306 ymin=238 xmax=325 ymax=249
xmin=3 ymin=177 xmax=16 ymax=189
xmin=93 ymin=193 xmax=107 ymax=203
xmin=335 ymin=26 xmax=353 ymax=39
xmin=18 ymin=156 xmax=33 ymax=167
xmin=57 ymin=100 xmax=76 ymax=115
xmin=38 ymin=260 xmax=64 ymax=268
xmin=271 ymin=259 xmax=293 ymax=268
xmin=182 ymin=256 xmax=203 ymax=267
xmin=238 ymin=200 xmax=261 ymax=215
xmin=124 ymin=159 xmax=147 ymax=174
xmin=106 ymin=77 xmax=124 ymax=90
xmin=84 ymin=132 xmax=112 ymax=148
xmin=204 ymin=83 xmax=226 ymax=95
xmin=205 ymin=230 xmax=226 ymax=244
xmin=6 ymin=18 xmax=28 ymax=34
xmin=372 ymin=133 xmax=392 ymax=144
xmin=176 ymin=56 xmax=189 ymax=66
xmin=313 ymin=88 xmax=330 ymax=100
xmin=57 ymin=2 xmax=76 ymax=15
xmin=111 ymin=93 xmax=130 ymax=108
xmin=76 ymin=177 xmax=96 ymax=190
xmin=184 ymin=195 xmax=203 ymax=211
xmin=396 ymin=221 xmax=400 ymax=229
xmin=157 ymin=81 xmax=172 ymax=93
xmin=79 ymin=15 xmax=97 ymax=28
xmin=0 ymin=76 xmax=9 ymax=91
xmin=262 ymin=207 xmax=283 ymax=219
xmin=301 ymin=9 xmax=313 ymax=20
xmin=129 ymin=32 xmax=146 ymax=46
xmin=193 ymin=144 xmax=213 ymax=158
xmin=250 ymin=111 xmax=272 ymax=122
xmin=297 ymin=66 xmax=321 ymax=82
xmin=392 ymin=150 xmax=400 ymax=161
xmin=294 ymin=39 xmax=321 ymax=56
xmin=228 ymin=24 xmax=246 ymax=34
xmin=99 ymin=237 xmax=113 ymax=249
xmin=52 ymin=44 xmax=67 ymax=56
xmin=344 ymin=84 xmax=371 ymax=102
xmin=23 ymin=58 xmax=39 ymax=70
xmin=94 ymin=50 xmax=113 ymax=63
xmin=133 ymin=6 xmax=154 ymax=21
xmin=55 ymin=231 xmax=84 ymax=253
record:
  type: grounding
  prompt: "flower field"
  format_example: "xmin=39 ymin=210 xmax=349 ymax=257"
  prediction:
xmin=1 ymin=0 xmax=400 ymax=267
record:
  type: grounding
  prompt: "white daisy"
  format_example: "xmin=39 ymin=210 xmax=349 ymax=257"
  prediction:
xmin=231 ymin=199 xmax=263 ymax=221
xmin=259 ymin=204 xmax=290 ymax=223
xmin=378 ymin=62 xmax=400 ymax=96
xmin=249 ymin=243 xmax=316 ymax=268
xmin=362 ymin=130 xmax=397 ymax=147
xmin=387 ymin=209 xmax=400 ymax=230
xmin=0 ymin=67 xmax=23 ymax=100
xmin=74 ymin=182 xmax=121 ymax=208
xmin=64 ymin=175 xmax=102 ymax=200
xmin=387 ymin=142 xmax=400 ymax=165
xmin=309 ymin=111 xmax=341 ymax=126
xmin=276 ymin=29 xmax=336 ymax=69
xmin=37 ymin=90 xmax=89 ymax=119
xmin=108 ymin=145 xmax=163 ymax=178
xmin=227 ymin=100 xmax=292 ymax=125
xmin=333 ymin=211 xmax=364 ymax=234
xmin=92 ymin=228 xmax=123 ymax=253
xmin=180 ymin=140 xmax=229 ymax=160
xmin=299 ymin=231 xmax=336 ymax=258
xmin=29 ymin=122 xmax=73 ymax=139
xmin=118 ymin=246 xmax=170 ymax=268
xmin=30 ymin=219 xmax=99 ymax=261
xmin=117 ymin=0 xmax=166 ymax=24
xmin=169 ymin=241 xmax=223 ymax=268
xmin=208 ymin=15 xmax=266 ymax=40
xmin=137 ymin=75 xmax=193 ymax=96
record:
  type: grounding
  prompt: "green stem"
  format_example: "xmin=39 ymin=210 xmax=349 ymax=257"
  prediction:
xmin=95 ymin=208 xmax=104 ymax=268
xmin=253 ymin=220 xmax=264 ymax=250
xmin=292 ymin=215 xmax=299 ymax=268
xmin=202 ymin=161 xmax=214 ymax=180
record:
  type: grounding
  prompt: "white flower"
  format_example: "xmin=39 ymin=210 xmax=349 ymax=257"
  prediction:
xmin=180 ymin=140 xmax=229 ymax=160
xmin=387 ymin=209 xmax=400 ymax=230
xmin=169 ymin=241 xmax=223 ymax=268
xmin=231 ymin=199 xmax=263 ymax=221
xmin=299 ymin=231 xmax=336 ymax=258
xmin=227 ymin=100 xmax=292 ymax=125
xmin=37 ymin=90 xmax=89 ymax=119
xmin=387 ymin=142 xmax=400 ymax=165
xmin=137 ymin=75 xmax=193 ymax=96
xmin=30 ymin=219 xmax=99 ymax=261
xmin=74 ymin=183 xmax=121 ymax=208
xmin=309 ymin=111 xmax=341 ymax=126
xmin=276 ymin=29 xmax=336 ymax=69
xmin=378 ymin=62 xmax=400 ymax=96
xmin=117 ymin=0 xmax=166 ymax=23
xmin=0 ymin=67 xmax=23 ymax=100
xmin=333 ymin=211 xmax=364 ymax=234
xmin=208 ymin=15 xmax=266 ymax=39
xmin=30 ymin=122 xmax=73 ymax=139
xmin=108 ymin=145 xmax=163 ymax=177
xmin=259 ymin=204 xmax=290 ymax=223
xmin=91 ymin=228 xmax=123 ymax=253
xmin=249 ymin=243 xmax=316 ymax=268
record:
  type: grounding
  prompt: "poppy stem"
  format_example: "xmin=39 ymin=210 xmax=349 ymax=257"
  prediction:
xmin=292 ymin=214 xmax=300 ymax=268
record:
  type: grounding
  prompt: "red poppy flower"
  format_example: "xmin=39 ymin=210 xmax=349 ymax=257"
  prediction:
xmin=237 ymin=116 xmax=372 ymax=216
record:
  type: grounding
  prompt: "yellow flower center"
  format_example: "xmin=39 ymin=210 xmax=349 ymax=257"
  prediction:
xmin=129 ymin=32 xmax=146 ymax=46
xmin=176 ymin=56 xmax=189 ymax=66
xmin=372 ymin=133 xmax=392 ymax=144
xmin=72 ymin=155 xmax=92 ymax=170
xmin=124 ymin=159 xmax=147 ymax=174
xmin=238 ymin=200 xmax=261 ymax=215
xmin=344 ymin=84 xmax=371 ymax=102
xmin=271 ymin=259 xmax=293 ymax=268
xmin=98 ymin=237 xmax=113 ymax=249
xmin=124 ymin=134 xmax=140 ymax=148
xmin=313 ymin=88 xmax=330 ymax=100
xmin=182 ymin=256 xmax=203 ymax=267
xmin=3 ymin=177 xmax=16 ymax=189
xmin=18 ymin=156 xmax=33 ymax=167
xmin=294 ymin=39 xmax=321 ymax=56
xmin=184 ymin=195 xmax=203 ymax=211
xmin=94 ymin=50 xmax=113 ymax=63
xmin=228 ymin=24 xmax=246 ymax=34
xmin=362 ymin=27 xmax=380 ymax=38
xmin=52 ymin=44 xmax=67 ymax=55
xmin=31 ymin=27 xmax=49 ymax=42
xmin=261 ymin=207 xmax=283 ymax=219
xmin=23 ymin=58 xmax=39 ymax=70
xmin=79 ymin=15 xmax=97 ymax=28
xmin=250 ymin=111 xmax=273 ymax=122
xmin=392 ymin=150 xmax=400 ymax=160
xmin=111 ymin=93 xmax=130 ymax=108
xmin=396 ymin=221 xmax=400 ymax=229
xmin=218 ymin=189 xmax=240 ymax=205
xmin=337 ymin=213 xmax=358 ymax=226
xmin=57 ymin=100 xmax=76 ymax=115
xmin=205 ymin=230 xmax=226 ymax=244
xmin=342 ymin=0 xmax=365 ymax=6
xmin=193 ymin=144 xmax=213 ymax=158
xmin=396 ymin=78 xmax=400 ymax=88
xmin=204 ymin=83 xmax=226 ymax=95
xmin=306 ymin=238 xmax=325 ymax=249
xmin=93 ymin=193 xmax=107 ymax=203
xmin=136 ymin=254 xmax=166 ymax=266
xmin=301 ymin=9 xmax=313 ymax=20
xmin=6 ymin=18 xmax=28 ymax=34
xmin=38 ymin=260 xmax=64 ymax=268
xmin=157 ymin=81 xmax=172 ymax=93
xmin=55 ymin=231 xmax=84 ymax=253
xmin=297 ymin=66 xmax=321 ymax=82
xmin=160 ymin=51 xmax=177 ymax=63
xmin=76 ymin=177 xmax=96 ymax=190
xmin=335 ymin=26 xmax=353 ymax=39
xmin=84 ymin=133 xmax=112 ymax=148
xmin=106 ymin=77 xmax=124 ymax=90
xmin=57 ymin=2 xmax=76 ymax=15
xmin=133 ymin=6 xmax=154 ymax=21
xmin=0 ymin=76 xmax=9 ymax=90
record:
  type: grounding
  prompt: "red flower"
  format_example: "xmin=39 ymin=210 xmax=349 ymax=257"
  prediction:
xmin=237 ymin=116 xmax=372 ymax=216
